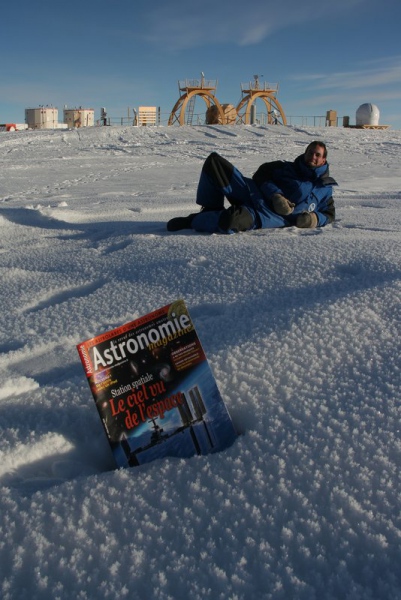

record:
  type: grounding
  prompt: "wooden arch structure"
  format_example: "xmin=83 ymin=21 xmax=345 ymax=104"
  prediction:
xmin=236 ymin=76 xmax=287 ymax=125
xmin=168 ymin=76 xmax=226 ymax=126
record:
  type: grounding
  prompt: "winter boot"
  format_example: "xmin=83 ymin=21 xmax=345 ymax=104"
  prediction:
xmin=167 ymin=213 xmax=197 ymax=232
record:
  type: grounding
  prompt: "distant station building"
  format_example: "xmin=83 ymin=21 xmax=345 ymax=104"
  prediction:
xmin=63 ymin=107 xmax=95 ymax=128
xmin=25 ymin=107 xmax=59 ymax=129
xmin=135 ymin=106 xmax=160 ymax=126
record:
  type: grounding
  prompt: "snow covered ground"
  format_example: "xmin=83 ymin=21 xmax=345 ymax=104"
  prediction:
xmin=1 ymin=123 xmax=401 ymax=599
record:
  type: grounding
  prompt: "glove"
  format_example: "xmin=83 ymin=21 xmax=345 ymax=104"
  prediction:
xmin=271 ymin=193 xmax=295 ymax=216
xmin=296 ymin=212 xmax=318 ymax=229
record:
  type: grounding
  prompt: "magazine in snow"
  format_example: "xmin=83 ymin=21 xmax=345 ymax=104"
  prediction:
xmin=77 ymin=299 xmax=238 ymax=468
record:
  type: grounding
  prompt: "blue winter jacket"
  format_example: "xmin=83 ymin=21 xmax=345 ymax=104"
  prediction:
xmin=252 ymin=155 xmax=337 ymax=227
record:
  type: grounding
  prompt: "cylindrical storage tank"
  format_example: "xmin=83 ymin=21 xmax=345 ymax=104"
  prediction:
xmin=25 ymin=107 xmax=59 ymax=129
xmin=63 ymin=108 xmax=94 ymax=128
xmin=205 ymin=105 xmax=220 ymax=124
xmin=205 ymin=104 xmax=237 ymax=125
xmin=356 ymin=103 xmax=380 ymax=126
xmin=222 ymin=104 xmax=237 ymax=124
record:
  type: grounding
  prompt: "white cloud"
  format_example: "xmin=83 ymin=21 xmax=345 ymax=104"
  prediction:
xmin=140 ymin=0 xmax=365 ymax=50
xmin=290 ymin=56 xmax=401 ymax=95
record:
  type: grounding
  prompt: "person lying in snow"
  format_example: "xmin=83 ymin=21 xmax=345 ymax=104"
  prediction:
xmin=167 ymin=141 xmax=337 ymax=234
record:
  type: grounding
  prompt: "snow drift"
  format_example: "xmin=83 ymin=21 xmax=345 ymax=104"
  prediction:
xmin=1 ymin=123 xmax=401 ymax=599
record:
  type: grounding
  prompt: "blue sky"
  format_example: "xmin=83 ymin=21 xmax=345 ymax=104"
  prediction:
xmin=2 ymin=0 xmax=401 ymax=128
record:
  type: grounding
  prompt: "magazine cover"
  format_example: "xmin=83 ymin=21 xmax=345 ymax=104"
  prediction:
xmin=77 ymin=299 xmax=238 ymax=468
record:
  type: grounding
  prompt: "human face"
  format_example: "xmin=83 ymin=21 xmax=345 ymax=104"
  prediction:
xmin=304 ymin=145 xmax=327 ymax=168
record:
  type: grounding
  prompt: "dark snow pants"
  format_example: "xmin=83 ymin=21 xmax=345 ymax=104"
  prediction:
xmin=190 ymin=153 xmax=257 ymax=233
xmin=191 ymin=152 xmax=285 ymax=233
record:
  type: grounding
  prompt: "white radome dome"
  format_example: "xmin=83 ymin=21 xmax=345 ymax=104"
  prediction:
xmin=356 ymin=103 xmax=380 ymax=126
